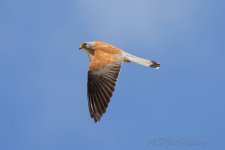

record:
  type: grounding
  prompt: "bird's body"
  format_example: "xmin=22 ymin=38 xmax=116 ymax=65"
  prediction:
xmin=80 ymin=41 xmax=160 ymax=122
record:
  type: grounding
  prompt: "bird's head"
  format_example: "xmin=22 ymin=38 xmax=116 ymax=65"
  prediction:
xmin=79 ymin=42 xmax=96 ymax=51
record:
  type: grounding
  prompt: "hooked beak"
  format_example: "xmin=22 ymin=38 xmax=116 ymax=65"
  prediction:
xmin=79 ymin=45 xmax=83 ymax=50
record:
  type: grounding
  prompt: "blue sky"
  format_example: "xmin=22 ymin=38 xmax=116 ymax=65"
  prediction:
xmin=0 ymin=0 xmax=225 ymax=150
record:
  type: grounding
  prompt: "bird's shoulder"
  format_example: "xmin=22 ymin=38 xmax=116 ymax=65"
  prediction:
xmin=94 ymin=44 xmax=122 ymax=55
xmin=89 ymin=48 xmax=122 ymax=71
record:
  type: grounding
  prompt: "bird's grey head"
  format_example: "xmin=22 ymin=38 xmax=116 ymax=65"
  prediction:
xmin=79 ymin=41 xmax=96 ymax=50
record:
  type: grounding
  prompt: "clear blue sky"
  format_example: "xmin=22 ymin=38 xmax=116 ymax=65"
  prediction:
xmin=0 ymin=0 xmax=225 ymax=150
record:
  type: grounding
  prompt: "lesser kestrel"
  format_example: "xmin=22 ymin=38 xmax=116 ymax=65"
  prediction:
xmin=79 ymin=41 xmax=160 ymax=122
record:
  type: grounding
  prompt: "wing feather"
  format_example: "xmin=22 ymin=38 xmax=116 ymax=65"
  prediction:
xmin=87 ymin=51 xmax=123 ymax=122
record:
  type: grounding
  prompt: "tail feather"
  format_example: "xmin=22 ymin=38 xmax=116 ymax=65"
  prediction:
xmin=123 ymin=52 xmax=160 ymax=69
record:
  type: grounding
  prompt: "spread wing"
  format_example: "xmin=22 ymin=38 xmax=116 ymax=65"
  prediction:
xmin=87 ymin=50 xmax=123 ymax=122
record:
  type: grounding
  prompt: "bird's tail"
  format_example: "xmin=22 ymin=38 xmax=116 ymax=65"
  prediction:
xmin=123 ymin=52 xmax=160 ymax=69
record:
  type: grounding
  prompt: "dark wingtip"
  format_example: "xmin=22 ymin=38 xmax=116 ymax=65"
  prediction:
xmin=93 ymin=118 xmax=101 ymax=123
xmin=149 ymin=61 xmax=160 ymax=69
xmin=93 ymin=115 xmax=101 ymax=123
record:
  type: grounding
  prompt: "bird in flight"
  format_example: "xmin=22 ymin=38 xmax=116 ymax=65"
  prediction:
xmin=79 ymin=41 xmax=160 ymax=122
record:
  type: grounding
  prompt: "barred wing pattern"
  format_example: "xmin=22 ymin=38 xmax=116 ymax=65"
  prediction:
xmin=88 ymin=58 xmax=122 ymax=122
